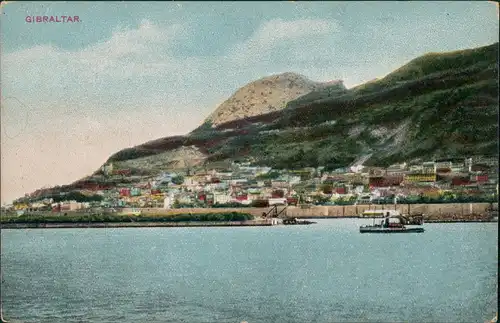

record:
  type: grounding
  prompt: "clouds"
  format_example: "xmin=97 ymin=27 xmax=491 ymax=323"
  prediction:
xmin=2 ymin=20 xmax=196 ymax=124
xmin=228 ymin=18 xmax=341 ymax=70
xmin=75 ymin=20 xmax=186 ymax=79
xmin=1 ymin=20 xmax=200 ymax=203
xmin=244 ymin=18 xmax=339 ymax=48
xmin=1 ymin=17 xmax=342 ymax=117
xmin=1 ymin=8 xmax=498 ymax=203
xmin=2 ymin=17 xmax=348 ymax=203
xmin=4 ymin=20 xmax=186 ymax=93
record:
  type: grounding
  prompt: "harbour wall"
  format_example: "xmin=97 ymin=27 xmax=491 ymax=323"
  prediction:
xmin=288 ymin=202 xmax=497 ymax=218
xmin=123 ymin=202 xmax=498 ymax=219
xmin=5 ymin=203 xmax=496 ymax=219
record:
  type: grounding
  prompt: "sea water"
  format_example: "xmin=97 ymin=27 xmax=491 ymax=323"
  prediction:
xmin=1 ymin=219 xmax=497 ymax=323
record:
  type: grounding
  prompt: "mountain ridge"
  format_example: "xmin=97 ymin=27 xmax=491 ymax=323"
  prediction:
xmin=107 ymin=42 xmax=498 ymax=168
xmin=29 ymin=42 xmax=500 ymax=195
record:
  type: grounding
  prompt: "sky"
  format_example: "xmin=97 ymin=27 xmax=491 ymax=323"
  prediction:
xmin=1 ymin=1 xmax=498 ymax=204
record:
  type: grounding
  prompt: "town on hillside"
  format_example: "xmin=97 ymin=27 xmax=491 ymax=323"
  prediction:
xmin=5 ymin=156 xmax=498 ymax=214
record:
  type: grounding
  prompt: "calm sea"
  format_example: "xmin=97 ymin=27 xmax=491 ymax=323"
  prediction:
xmin=1 ymin=219 xmax=497 ymax=323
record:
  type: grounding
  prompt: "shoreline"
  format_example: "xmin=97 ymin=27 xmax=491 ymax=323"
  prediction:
xmin=0 ymin=220 xmax=273 ymax=229
xmin=421 ymin=219 xmax=496 ymax=223
xmin=296 ymin=216 xmax=496 ymax=223
xmin=1 ymin=218 xmax=496 ymax=229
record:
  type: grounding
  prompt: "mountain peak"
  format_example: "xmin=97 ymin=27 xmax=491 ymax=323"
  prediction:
xmin=206 ymin=72 xmax=333 ymax=126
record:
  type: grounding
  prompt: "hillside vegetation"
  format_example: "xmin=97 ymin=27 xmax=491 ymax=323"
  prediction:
xmin=185 ymin=42 xmax=498 ymax=170
xmin=83 ymin=43 xmax=497 ymax=184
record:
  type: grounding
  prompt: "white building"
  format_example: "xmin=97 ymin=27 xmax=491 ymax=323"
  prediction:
xmin=370 ymin=189 xmax=382 ymax=200
xmin=409 ymin=165 xmax=423 ymax=173
xmin=163 ymin=194 xmax=174 ymax=209
xmin=229 ymin=178 xmax=248 ymax=185
xmin=422 ymin=162 xmax=436 ymax=174
xmin=213 ymin=193 xmax=232 ymax=205
xmin=176 ymin=194 xmax=192 ymax=204
xmin=350 ymin=164 xmax=364 ymax=173
xmin=101 ymin=163 xmax=114 ymax=176
xmin=58 ymin=200 xmax=83 ymax=211
xmin=356 ymin=194 xmax=372 ymax=204
xmin=465 ymin=158 xmax=473 ymax=172
xmin=268 ymin=198 xmax=287 ymax=206
xmin=271 ymin=180 xmax=289 ymax=188
xmin=386 ymin=163 xmax=407 ymax=176
xmin=354 ymin=185 xmax=365 ymax=195
xmin=216 ymin=172 xmax=233 ymax=179
xmin=183 ymin=177 xmax=199 ymax=187
xmin=31 ymin=202 xmax=47 ymax=210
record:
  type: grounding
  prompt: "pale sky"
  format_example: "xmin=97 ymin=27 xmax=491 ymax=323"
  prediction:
xmin=1 ymin=1 xmax=498 ymax=204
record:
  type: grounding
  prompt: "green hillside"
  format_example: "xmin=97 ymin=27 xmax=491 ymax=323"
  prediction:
xmin=194 ymin=43 xmax=498 ymax=169
xmin=105 ymin=43 xmax=498 ymax=172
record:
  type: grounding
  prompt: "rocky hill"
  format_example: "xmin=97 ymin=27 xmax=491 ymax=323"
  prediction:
xmin=39 ymin=42 xmax=499 ymax=193
xmin=206 ymin=72 xmax=343 ymax=126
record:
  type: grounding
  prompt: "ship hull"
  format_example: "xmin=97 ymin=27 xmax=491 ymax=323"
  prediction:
xmin=360 ymin=226 xmax=424 ymax=233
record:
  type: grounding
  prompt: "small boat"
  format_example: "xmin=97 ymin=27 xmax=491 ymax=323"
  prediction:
xmin=360 ymin=213 xmax=424 ymax=233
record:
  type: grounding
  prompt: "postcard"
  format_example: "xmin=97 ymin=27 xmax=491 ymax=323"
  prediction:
xmin=1 ymin=2 xmax=498 ymax=323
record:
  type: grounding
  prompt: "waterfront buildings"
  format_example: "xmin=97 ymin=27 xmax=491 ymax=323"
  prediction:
xmin=10 ymin=156 xmax=498 ymax=211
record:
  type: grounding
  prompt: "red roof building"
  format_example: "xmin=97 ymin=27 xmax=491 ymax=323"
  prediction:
xmin=369 ymin=175 xmax=404 ymax=188
xmin=451 ymin=177 xmax=470 ymax=186
xmin=335 ymin=187 xmax=346 ymax=194
xmin=475 ymin=174 xmax=488 ymax=183
xmin=119 ymin=188 xmax=131 ymax=197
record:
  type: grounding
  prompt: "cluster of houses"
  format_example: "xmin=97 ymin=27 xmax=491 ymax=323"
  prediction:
xmin=7 ymin=156 xmax=498 ymax=212
xmin=11 ymin=199 xmax=91 ymax=213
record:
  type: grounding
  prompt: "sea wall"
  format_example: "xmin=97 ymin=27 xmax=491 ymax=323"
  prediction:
xmin=122 ymin=207 xmax=270 ymax=218
xmin=5 ymin=203 xmax=497 ymax=220
xmin=289 ymin=203 xmax=497 ymax=218
xmin=288 ymin=203 xmax=498 ymax=218
xmin=125 ymin=203 xmax=497 ymax=219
